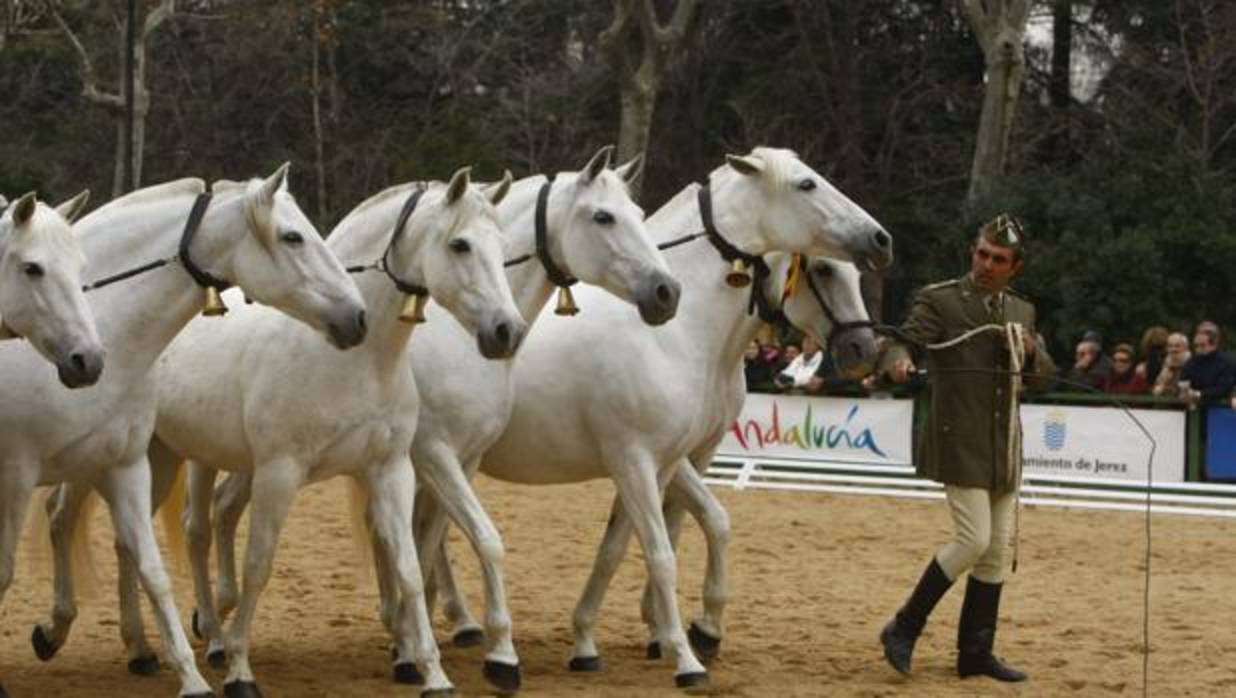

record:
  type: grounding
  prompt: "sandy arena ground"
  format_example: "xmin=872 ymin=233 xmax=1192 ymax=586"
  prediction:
xmin=1 ymin=474 xmax=1233 ymax=697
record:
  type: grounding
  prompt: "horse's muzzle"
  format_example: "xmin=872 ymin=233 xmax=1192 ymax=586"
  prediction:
xmin=636 ymin=271 xmax=681 ymax=326
xmin=56 ymin=344 xmax=105 ymax=389
xmin=477 ymin=311 xmax=526 ymax=360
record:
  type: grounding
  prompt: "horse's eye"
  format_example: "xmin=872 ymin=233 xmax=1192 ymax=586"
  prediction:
xmin=798 ymin=178 xmax=817 ymax=192
xmin=23 ymin=262 xmax=44 ymax=278
xmin=449 ymin=239 xmax=471 ymax=254
xmin=280 ymin=231 xmax=305 ymax=245
xmin=593 ymin=210 xmax=615 ymax=225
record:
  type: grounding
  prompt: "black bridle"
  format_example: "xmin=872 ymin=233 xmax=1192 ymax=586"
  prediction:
xmin=345 ymin=185 xmax=429 ymax=299
xmin=499 ymin=177 xmax=575 ymax=286
xmin=656 ymin=180 xmax=875 ymax=344
xmin=79 ymin=192 xmax=229 ymax=295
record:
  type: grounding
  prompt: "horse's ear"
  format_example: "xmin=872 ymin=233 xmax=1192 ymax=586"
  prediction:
xmin=11 ymin=191 xmax=38 ymax=227
xmin=581 ymin=145 xmax=615 ymax=185
xmin=613 ymin=154 xmax=644 ymax=187
xmin=726 ymin=153 xmax=764 ymax=176
xmin=54 ymin=190 xmax=90 ymax=224
xmin=0 ymin=195 xmax=8 ymax=212
xmin=446 ymin=166 xmax=472 ymax=205
xmin=485 ymin=170 xmax=513 ymax=206
xmin=258 ymin=162 xmax=291 ymax=205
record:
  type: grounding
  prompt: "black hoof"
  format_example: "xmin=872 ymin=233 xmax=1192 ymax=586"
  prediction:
xmin=645 ymin=641 xmax=662 ymax=660
xmin=192 ymin=608 xmax=203 ymax=639
xmin=0 ymin=680 xmax=8 ymax=698
xmin=183 ymin=692 xmax=216 ymax=698
xmin=223 ymin=680 xmax=263 ymax=698
xmin=483 ymin=660 xmax=521 ymax=693
xmin=128 ymin=653 xmax=161 ymax=676
xmin=420 ymin=689 xmax=456 ymax=698
xmin=674 ymin=671 xmax=710 ymax=692
xmin=393 ymin=661 xmax=424 ymax=685
xmin=452 ymin=627 xmax=484 ymax=648
xmin=568 ymin=655 xmax=602 ymax=672
xmin=31 ymin=625 xmax=59 ymax=662
xmin=688 ymin=623 xmax=722 ymax=662
xmin=207 ymin=648 xmax=227 ymax=669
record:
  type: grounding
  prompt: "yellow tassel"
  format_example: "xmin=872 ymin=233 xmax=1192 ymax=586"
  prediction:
xmin=554 ymin=286 xmax=579 ymax=316
xmin=202 ymin=287 xmax=229 ymax=316
xmin=398 ymin=294 xmax=428 ymax=324
xmin=782 ymin=254 xmax=803 ymax=301
xmin=726 ymin=258 xmax=752 ymax=288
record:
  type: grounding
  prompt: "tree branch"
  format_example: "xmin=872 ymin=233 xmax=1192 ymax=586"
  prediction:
xmin=47 ymin=3 xmax=123 ymax=110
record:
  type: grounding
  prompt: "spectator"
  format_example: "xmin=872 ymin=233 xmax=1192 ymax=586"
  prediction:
xmin=1179 ymin=321 xmax=1236 ymax=409
xmin=1102 ymin=343 xmax=1149 ymax=394
xmin=1136 ymin=326 xmax=1169 ymax=385
xmin=774 ymin=336 xmax=822 ymax=392
xmin=744 ymin=339 xmax=781 ymax=392
xmin=1152 ymin=332 xmax=1191 ymax=398
xmin=808 ymin=350 xmax=866 ymax=396
xmin=1057 ymin=332 xmax=1111 ymax=391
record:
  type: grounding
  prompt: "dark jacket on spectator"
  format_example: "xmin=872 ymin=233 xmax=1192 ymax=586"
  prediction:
xmin=1180 ymin=351 xmax=1236 ymax=406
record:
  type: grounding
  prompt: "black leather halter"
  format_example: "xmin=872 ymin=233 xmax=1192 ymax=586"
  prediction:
xmin=795 ymin=255 xmax=877 ymax=345
xmin=82 ymin=192 xmax=228 ymax=293
xmin=345 ymin=185 xmax=430 ymax=298
xmin=533 ymin=177 xmax=577 ymax=290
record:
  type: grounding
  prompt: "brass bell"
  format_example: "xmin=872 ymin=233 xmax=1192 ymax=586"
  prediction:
xmin=398 ymin=293 xmax=428 ymax=324
xmin=202 ymin=287 xmax=229 ymax=316
xmin=726 ymin=258 xmax=752 ymax=288
xmin=554 ymin=286 xmax=579 ymax=316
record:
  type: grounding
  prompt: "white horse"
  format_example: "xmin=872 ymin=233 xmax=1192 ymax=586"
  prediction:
xmin=467 ymin=149 xmax=887 ymax=691
xmin=7 ymin=164 xmax=366 ymax=698
xmin=144 ymin=147 xmax=679 ymax=695
xmin=145 ymin=168 xmax=523 ymax=698
xmin=0 ymin=191 xmax=105 ymax=386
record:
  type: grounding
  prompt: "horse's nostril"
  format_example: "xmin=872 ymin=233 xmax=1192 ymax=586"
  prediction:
xmin=656 ymin=284 xmax=673 ymax=304
xmin=874 ymin=230 xmax=891 ymax=247
xmin=71 ymin=353 xmax=87 ymax=372
xmin=356 ymin=310 xmax=367 ymax=333
xmin=495 ymin=322 xmax=510 ymax=343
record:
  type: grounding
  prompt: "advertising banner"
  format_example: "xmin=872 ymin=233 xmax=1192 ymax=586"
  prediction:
xmin=1020 ymin=404 xmax=1185 ymax=483
xmin=719 ymin=394 xmax=913 ymax=466
xmin=1205 ymin=408 xmax=1236 ymax=481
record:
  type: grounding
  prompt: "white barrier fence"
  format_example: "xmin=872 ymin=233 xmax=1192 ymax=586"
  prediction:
xmin=709 ymin=394 xmax=1236 ymax=519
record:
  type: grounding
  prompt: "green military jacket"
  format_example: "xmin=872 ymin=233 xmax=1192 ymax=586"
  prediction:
xmin=879 ymin=274 xmax=1057 ymax=492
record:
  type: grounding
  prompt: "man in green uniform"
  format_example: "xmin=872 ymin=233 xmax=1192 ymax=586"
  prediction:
xmin=877 ymin=214 xmax=1056 ymax=682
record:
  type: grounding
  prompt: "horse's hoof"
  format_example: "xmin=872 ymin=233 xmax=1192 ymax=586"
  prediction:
xmin=207 ymin=648 xmax=227 ymax=669
xmin=646 ymin=641 xmax=662 ymax=660
xmin=0 ymin=680 xmax=8 ymax=698
xmin=31 ymin=625 xmax=59 ymax=661
xmin=393 ymin=661 xmax=424 ymax=685
xmin=675 ymin=671 xmax=710 ymax=692
xmin=568 ymin=655 xmax=602 ymax=672
xmin=452 ymin=627 xmax=484 ymax=648
xmin=688 ymin=623 xmax=722 ymax=662
xmin=182 ymin=692 xmax=216 ymax=698
xmin=420 ymin=689 xmax=456 ymax=698
xmin=128 ymin=653 xmax=161 ymax=676
xmin=483 ymin=660 xmax=521 ymax=693
xmin=223 ymin=680 xmax=263 ymax=698
xmin=191 ymin=608 xmax=203 ymax=639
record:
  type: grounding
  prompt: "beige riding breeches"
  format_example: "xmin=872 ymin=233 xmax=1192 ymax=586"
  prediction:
xmin=935 ymin=485 xmax=1018 ymax=584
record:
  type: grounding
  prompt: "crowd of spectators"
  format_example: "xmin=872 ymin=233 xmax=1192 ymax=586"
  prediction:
xmin=745 ymin=320 xmax=1236 ymax=410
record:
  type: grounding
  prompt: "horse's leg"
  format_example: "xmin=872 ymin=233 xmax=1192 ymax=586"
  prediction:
xmin=212 ymin=470 xmax=252 ymax=622
xmin=183 ymin=460 xmax=227 ymax=668
xmin=607 ymin=450 xmax=708 ymax=690
xmin=665 ymin=457 xmax=728 ymax=660
xmin=94 ymin=458 xmax=211 ymax=698
xmin=362 ymin=458 xmax=453 ymax=694
xmin=432 ymin=537 xmax=484 ymax=647
xmin=221 ymin=458 xmax=301 ymax=696
xmin=0 ymin=465 xmax=37 ymax=698
xmin=569 ymin=494 xmax=635 ymax=672
xmin=417 ymin=445 xmax=518 ymax=691
xmin=31 ymin=484 xmax=86 ymax=664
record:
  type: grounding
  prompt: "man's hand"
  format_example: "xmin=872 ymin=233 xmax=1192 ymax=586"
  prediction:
xmin=1021 ymin=328 xmax=1037 ymax=357
xmin=888 ymin=357 xmax=916 ymax=384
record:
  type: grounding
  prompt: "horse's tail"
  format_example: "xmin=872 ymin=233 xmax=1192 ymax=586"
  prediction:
xmin=159 ymin=463 xmax=190 ymax=578
xmin=22 ymin=486 xmax=102 ymax=602
xmin=346 ymin=478 xmax=375 ymax=585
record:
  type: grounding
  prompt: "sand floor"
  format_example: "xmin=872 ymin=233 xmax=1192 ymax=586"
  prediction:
xmin=1 ymin=474 xmax=1232 ymax=697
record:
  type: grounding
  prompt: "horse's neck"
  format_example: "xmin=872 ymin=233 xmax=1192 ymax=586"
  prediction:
xmin=79 ymin=193 xmax=240 ymax=382
xmin=329 ymin=202 xmax=416 ymax=373
xmin=500 ymin=177 xmax=555 ymax=325
xmin=654 ymin=190 xmax=767 ymax=372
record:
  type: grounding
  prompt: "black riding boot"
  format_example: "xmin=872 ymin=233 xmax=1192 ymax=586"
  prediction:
xmin=956 ymin=576 xmax=1027 ymax=682
xmin=880 ymin=558 xmax=953 ymax=674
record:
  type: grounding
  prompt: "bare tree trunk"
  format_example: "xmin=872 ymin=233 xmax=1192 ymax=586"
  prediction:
xmin=311 ymin=4 xmax=327 ymax=226
xmin=961 ymin=0 xmax=1030 ymax=212
xmin=599 ymin=0 xmax=699 ymax=200
xmin=50 ymin=0 xmax=174 ymax=198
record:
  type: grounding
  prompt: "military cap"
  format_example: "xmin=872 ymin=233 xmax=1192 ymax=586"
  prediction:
xmin=978 ymin=213 xmax=1026 ymax=250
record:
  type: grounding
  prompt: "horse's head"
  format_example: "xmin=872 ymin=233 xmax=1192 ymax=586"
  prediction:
xmin=778 ymin=255 xmax=877 ymax=379
xmin=222 ymin=163 xmax=368 ymax=350
xmin=400 ymin=168 xmax=525 ymax=359
xmin=544 ymin=146 xmax=680 ymax=325
xmin=0 ymin=191 xmax=105 ymax=388
xmin=713 ymin=147 xmax=893 ymax=272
